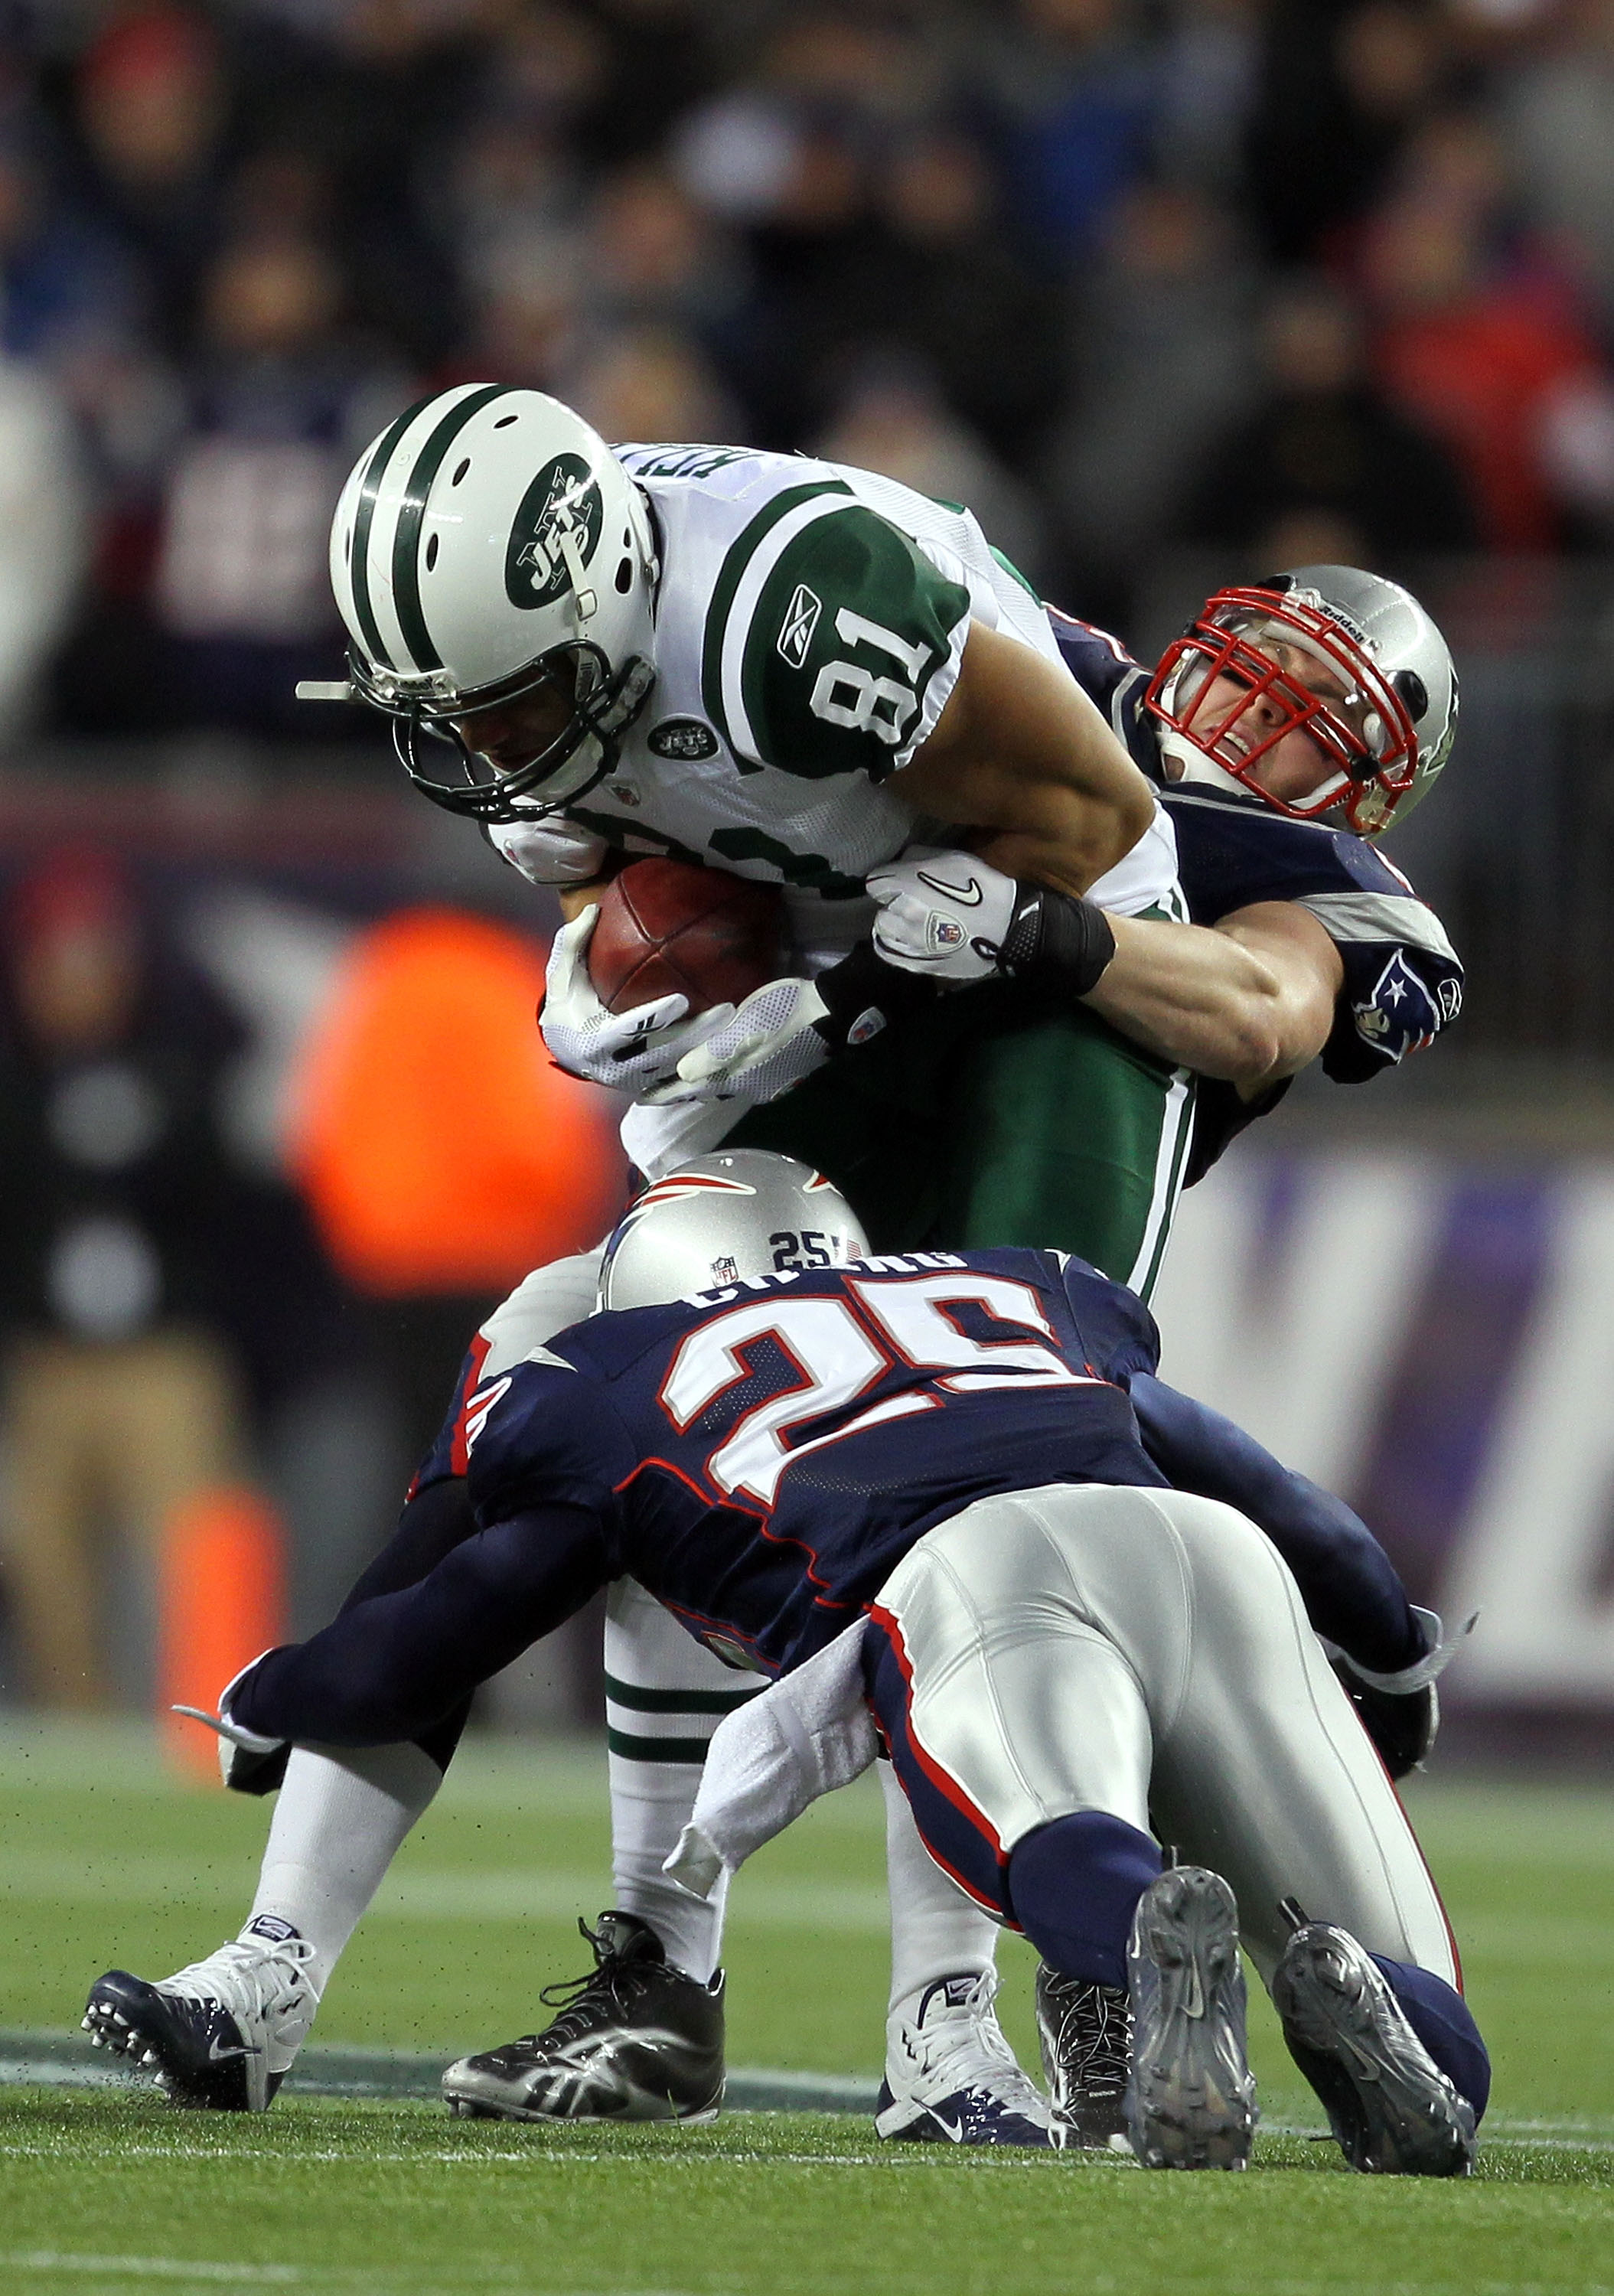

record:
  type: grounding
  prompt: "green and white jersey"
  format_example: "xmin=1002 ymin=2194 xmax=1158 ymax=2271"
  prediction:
xmin=489 ymin=442 xmax=1180 ymax=1179
xmin=496 ymin=442 xmax=1067 ymax=974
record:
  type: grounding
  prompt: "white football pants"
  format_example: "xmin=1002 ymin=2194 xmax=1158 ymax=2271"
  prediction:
xmin=867 ymin=1482 xmax=1458 ymax=1985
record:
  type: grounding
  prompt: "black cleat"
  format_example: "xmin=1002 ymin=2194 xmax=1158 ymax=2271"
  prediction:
xmin=83 ymin=1929 xmax=316 ymax=2112
xmin=441 ymin=1911 xmax=725 ymax=2123
xmin=1272 ymin=1923 xmax=1476 ymax=2176
xmin=1126 ymin=1867 xmax=1257 ymax=2170
xmin=1035 ymin=1965 xmax=1133 ymax=2149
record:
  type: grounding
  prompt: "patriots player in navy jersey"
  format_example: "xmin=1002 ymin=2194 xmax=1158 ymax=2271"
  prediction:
xmin=86 ymin=1155 xmax=1485 ymax=2176
xmin=862 ymin=567 xmax=1462 ymax=1189
xmin=716 ymin=566 xmax=1468 ymax=2136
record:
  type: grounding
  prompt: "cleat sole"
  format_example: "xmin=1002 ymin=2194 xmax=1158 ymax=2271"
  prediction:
xmin=1273 ymin=1927 xmax=1475 ymax=2177
xmin=1127 ymin=1868 xmax=1257 ymax=2172
xmin=83 ymin=1972 xmax=256 ymax=2112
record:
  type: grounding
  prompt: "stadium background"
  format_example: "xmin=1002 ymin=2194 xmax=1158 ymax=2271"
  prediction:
xmin=2 ymin=0 xmax=1612 ymax=1760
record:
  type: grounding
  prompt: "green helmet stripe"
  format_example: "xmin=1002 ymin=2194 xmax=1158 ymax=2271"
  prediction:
xmin=390 ymin=383 xmax=515 ymax=673
xmin=349 ymin=395 xmax=433 ymax=672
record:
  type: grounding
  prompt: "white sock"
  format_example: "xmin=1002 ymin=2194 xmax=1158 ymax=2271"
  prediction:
xmin=603 ymin=1575 xmax=752 ymax=1985
xmin=881 ymin=1760 xmax=1000 ymax=2020
xmin=247 ymin=1743 xmax=443 ymax=1998
xmin=608 ymin=1750 xmax=729 ymax=1984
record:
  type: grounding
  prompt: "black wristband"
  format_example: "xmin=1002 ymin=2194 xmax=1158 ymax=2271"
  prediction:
xmin=997 ymin=886 xmax=1117 ymax=996
xmin=810 ymin=939 xmax=940 ymax=1052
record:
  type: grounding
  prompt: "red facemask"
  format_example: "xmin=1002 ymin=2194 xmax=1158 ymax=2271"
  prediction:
xmin=1144 ymin=585 xmax=1424 ymax=837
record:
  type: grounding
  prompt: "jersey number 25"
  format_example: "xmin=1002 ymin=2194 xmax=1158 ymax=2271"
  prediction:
xmin=658 ymin=1273 xmax=1093 ymax=1505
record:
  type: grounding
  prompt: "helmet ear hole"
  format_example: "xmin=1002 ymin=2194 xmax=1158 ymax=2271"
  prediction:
xmin=615 ymin=556 xmax=633 ymax=595
xmin=1393 ymin=667 xmax=1429 ymax=720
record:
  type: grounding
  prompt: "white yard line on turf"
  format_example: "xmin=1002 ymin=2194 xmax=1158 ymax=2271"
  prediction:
xmin=0 ymin=2262 xmax=301 ymax=2285
xmin=1 ymin=2266 xmax=703 ymax=2296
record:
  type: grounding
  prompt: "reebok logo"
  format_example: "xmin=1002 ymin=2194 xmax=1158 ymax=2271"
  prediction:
xmin=778 ymin=585 xmax=822 ymax=669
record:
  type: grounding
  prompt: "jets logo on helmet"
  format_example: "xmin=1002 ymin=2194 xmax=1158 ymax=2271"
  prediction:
xmin=506 ymin=456 xmax=605 ymax=612
xmin=317 ymin=385 xmax=660 ymax=824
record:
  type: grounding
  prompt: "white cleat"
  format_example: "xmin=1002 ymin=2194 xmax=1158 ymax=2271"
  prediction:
xmin=877 ymin=1970 xmax=1057 ymax=2148
xmin=83 ymin=1919 xmax=318 ymax=2111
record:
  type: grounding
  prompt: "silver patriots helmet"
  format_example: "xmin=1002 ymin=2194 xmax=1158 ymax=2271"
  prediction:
xmin=1144 ymin=566 xmax=1458 ymax=837
xmin=598 ymin=1153 xmax=869 ymax=1310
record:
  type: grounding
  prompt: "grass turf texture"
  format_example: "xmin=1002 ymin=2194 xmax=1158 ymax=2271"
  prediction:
xmin=2 ymin=1724 xmax=1611 ymax=2295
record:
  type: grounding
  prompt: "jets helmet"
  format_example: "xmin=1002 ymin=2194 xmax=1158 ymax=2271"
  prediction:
xmin=1144 ymin=567 xmax=1457 ymax=837
xmin=324 ymin=384 xmax=660 ymax=820
xmin=599 ymin=1152 xmax=869 ymax=1310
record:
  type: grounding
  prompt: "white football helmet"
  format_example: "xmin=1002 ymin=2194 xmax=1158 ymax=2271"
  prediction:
xmin=1144 ymin=567 xmax=1457 ymax=837
xmin=598 ymin=1152 xmax=869 ymax=1310
xmin=327 ymin=384 xmax=660 ymax=820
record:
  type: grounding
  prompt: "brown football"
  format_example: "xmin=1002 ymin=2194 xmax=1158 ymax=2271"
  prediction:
xmin=587 ymin=859 xmax=787 ymax=1016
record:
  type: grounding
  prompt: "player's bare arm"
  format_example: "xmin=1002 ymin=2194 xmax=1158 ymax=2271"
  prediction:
xmin=896 ymin=621 xmax=1158 ymax=898
xmin=1083 ymin=900 xmax=1343 ymax=1095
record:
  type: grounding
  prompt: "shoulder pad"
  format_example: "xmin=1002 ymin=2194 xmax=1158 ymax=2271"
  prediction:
xmin=1045 ymin=608 xmax=1162 ymax=781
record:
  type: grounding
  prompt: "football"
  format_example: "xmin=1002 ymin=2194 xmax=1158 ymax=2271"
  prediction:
xmin=587 ymin=858 xmax=786 ymax=1016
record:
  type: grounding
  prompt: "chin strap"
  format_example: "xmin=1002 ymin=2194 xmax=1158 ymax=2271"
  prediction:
xmin=1321 ymin=1606 xmax=1478 ymax=1697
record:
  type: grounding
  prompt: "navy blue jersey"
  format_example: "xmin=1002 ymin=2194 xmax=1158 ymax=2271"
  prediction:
xmin=1045 ymin=608 xmax=1463 ymax=1116
xmin=435 ymin=1247 xmax=1166 ymax=1677
xmin=229 ymin=1247 xmax=1427 ymax=1756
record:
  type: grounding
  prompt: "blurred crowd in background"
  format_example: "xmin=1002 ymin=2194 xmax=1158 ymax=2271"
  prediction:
xmin=5 ymin=0 xmax=1614 ymax=729
xmin=5 ymin=0 xmax=1614 ymax=1727
xmin=7 ymin=0 xmax=1614 ymax=727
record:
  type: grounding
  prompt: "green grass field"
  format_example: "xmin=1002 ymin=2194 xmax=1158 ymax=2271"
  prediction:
xmin=2 ymin=1721 xmax=1610 ymax=2296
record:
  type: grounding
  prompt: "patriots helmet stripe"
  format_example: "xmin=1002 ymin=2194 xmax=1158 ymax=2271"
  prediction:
xmin=598 ymin=1151 xmax=869 ymax=1310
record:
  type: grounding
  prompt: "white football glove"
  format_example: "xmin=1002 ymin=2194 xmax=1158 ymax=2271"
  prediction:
xmin=490 ymin=816 xmax=611 ymax=889
xmin=866 ymin=847 xmax=1019 ymax=983
xmin=643 ymin=975 xmax=833 ymax=1105
xmin=540 ymin=906 xmax=731 ymax=1093
xmin=172 ymin=1654 xmax=285 ymax=1790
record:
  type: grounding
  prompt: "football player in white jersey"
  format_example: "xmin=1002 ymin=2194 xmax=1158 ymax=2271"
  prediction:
xmin=277 ymin=385 xmax=1462 ymax=2143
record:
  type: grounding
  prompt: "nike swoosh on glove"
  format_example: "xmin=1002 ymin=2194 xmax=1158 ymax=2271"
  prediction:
xmin=866 ymin=848 xmax=1019 ymax=983
xmin=641 ymin=974 xmax=832 ymax=1104
xmin=540 ymin=905 xmax=732 ymax=1091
